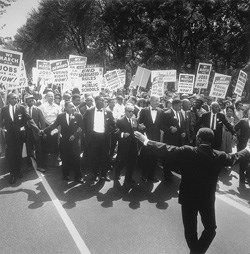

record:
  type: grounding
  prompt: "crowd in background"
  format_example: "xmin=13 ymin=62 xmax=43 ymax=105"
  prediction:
xmin=0 ymin=81 xmax=250 ymax=185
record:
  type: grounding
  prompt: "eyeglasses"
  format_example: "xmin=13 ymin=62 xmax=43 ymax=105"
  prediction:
xmin=126 ymin=110 xmax=134 ymax=113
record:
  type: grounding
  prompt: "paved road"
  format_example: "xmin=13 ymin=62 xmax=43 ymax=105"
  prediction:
xmin=0 ymin=157 xmax=250 ymax=254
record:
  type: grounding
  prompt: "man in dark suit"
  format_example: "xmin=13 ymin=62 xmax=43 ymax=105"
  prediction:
xmin=138 ymin=95 xmax=164 ymax=182
xmin=25 ymin=94 xmax=46 ymax=172
xmin=114 ymin=103 xmax=138 ymax=183
xmin=83 ymin=96 xmax=115 ymax=181
xmin=43 ymin=101 xmax=83 ymax=183
xmin=161 ymin=99 xmax=185 ymax=180
xmin=196 ymin=102 xmax=235 ymax=150
xmin=0 ymin=93 xmax=40 ymax=184
xmin=181 ymin=99 xmax=195 ymax=146
xmin=234 ymin=109 xmax=250 ymax=184
xmin=135 ymin=128 xmax=250 ymax=254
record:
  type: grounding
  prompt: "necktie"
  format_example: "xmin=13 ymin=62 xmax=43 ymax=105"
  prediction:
xmin=176 ymin=111 xmax=180 ymax=126
xmin=185 ymin=111 xmax=187 ymax=120
xmin=12 ymin=105 xmax=15 ymax=121
xmin=211 ymin=114 xmax=216 ymax=130
xmin=130 ymin=118 xmax=133 ymax=128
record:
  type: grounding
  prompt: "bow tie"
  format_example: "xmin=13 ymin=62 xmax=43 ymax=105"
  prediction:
xmin=151 ymin=109 xmax=157 ymax=111
xmin=97 ymin=109 xmax=103 ymax=112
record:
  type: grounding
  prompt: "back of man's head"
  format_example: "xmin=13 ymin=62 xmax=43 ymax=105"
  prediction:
xmin=196 ymin=128 xmax=214 ymax=145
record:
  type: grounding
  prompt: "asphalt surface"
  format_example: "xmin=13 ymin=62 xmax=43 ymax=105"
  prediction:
xmin=0 ymin=156 xmax=250 ymax=254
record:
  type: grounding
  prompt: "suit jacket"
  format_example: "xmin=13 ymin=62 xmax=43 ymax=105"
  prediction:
xmin=44 ymin=112 xmax=83 ymax=152
xmin=138 ymin=107 xmax=164 ymax=142
xmin=161 ymin=108 xmax=184 ymax=146
xmin=235 ymin=118 xmax=250 ymax=150
xmin=0 ymin=104 xmax=39 ymax=144
xmin=115 ymin=116 xmax=138 ymax=159
xmin=182 ymin=110 xmax=195 ymax=145
xmin=83 ymin=107 xmax=115 ymax=146
xmin=196 ymin=112 xmax=235 ymax=149
xmin=146 ymin=140 xmax=250 ymax=204
xmin=28 ymin=106 xmax=46 ymax=140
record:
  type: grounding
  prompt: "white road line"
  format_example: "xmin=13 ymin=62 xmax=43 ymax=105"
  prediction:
xmin=216 ymin=193 xmax=250 ymax=216
xmin=34 ymin=170 xmax=91 ymax=254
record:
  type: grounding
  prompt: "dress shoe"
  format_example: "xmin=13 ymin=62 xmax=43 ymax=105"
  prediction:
xmin=17 ymin=172 xmax=23 ymax=178
xmin=240 ymin=178 xmax=248 ymax=184
xmin=74 ymin=178 xmax=84 ymax=184
xmin=91 ymin=175 xmax=99 ymax=182
xmin=9 ymin=175 xmax=17 ymax=184
xmin=37 ymin=167 xmax=46 ymax=173
xmin=63 ymin=176 xmax=71 ymax=181
xmin=148 ymin=177 xmax=159 ymax=183
xmin=114 ymin=175 xmax=121 ymax=180
xmin=100 ymin=176 xmax=111 ymax=182
xmin=125 ymin=178 xmax=136 ymax=184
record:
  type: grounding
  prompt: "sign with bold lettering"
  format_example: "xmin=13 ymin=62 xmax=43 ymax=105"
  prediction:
xmin=36 ymin=60 xmax=52 ymax=84
xmin=104 ymin=70 xmax=122 ymax=91
xmin=50 ymin=59 xmax=69 ymax=85
xmin=151 ymin=70 xmax=176 ymax=83
xmin=151 ymin=75 xmax=164 ymax=97
xmin=234 ymin=70 xmax=247 ymax=96
xmin=68 ymin=55 xmax=87 ymax=88
xmin=0 ymin=49 xmax=22 ymax=87
xmin=194 ymin=63 xmax=212 ymax=89
xmin=79 ymin=67 xmax=103 ymax=94
xmin=177 ymin=74 xmax=195 ymax=94
xmin=209 ymin=73 xmax=231 ymax=99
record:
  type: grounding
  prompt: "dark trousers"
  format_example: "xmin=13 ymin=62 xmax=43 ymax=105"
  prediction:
xmin=237 ymin=145 xmax=249 ymax=181
xmin=115 ymin=147 xmax=137 ymax=180
xmin=6 ymin=139 xmax=23 ymax=176
xmin=60 ymin=147 xmax=81 ymax=180
xmin=181 ymin=201 xmax=217 ymax=254
xmin=88 ymin=132 xmax=111 ymax=177
xmin=139 ymin=145 xmax=157 ymax=180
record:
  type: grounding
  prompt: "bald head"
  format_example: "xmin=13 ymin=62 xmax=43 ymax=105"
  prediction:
xmin=210 ymin=102 xmax=220 ymax=114
xmin=150 ymin=95 xmax=160 ymax=109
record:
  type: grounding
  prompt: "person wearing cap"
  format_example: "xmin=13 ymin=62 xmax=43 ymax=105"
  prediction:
xmin=25 ymin=94 xmax=46 ymax=172
xmin=134 ymin=128 xmax=250 ymax=254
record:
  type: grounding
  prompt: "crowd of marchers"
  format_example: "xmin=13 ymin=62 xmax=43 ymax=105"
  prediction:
xmin=1 ymin=84 xmax=250 ymax=254
xmin=0 ymin=85 xmax=249 ymax=186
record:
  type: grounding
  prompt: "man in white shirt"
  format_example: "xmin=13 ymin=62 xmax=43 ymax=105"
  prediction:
xmin=83 ymin=96 xmax=115 ymax=181
xmin=113 ymin=95 xmax=125 ymax=120
xmin=39 ymin=91 xmax=60 ymax=161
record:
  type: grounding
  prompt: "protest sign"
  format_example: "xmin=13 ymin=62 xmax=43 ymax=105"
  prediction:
xmin=80 ymin=66 xmax=103 ymax=94
xmin=177 ymin=74 xmax=195 ymax=94
xmin=234 ymin=70 xmax=247 ymax=97
xmin=0 ymin=48 xmax=22 ymax=88
xmin=104 ymin=70 xmax=122 ymax=91
xmin=151 ymin=70 xmax=176 ymax=83
xmin=194 ymin=63 xmax=212 ymax=89
xmin=117 ymin=69 xmax=126 ymax=86
xmin=69 ymin=55 xmax=87 ymax=68
xmin=36 ymin=60 xmax=52 ymax=84
xmin=151 ymin=75 xmax=164 ymax=97
xmin=68 ymin=55 xmax=87 ymax=89
xmin=16 ymin=60 xmax=28 ymax=89
xmin=209 ymin=73 xmax=231 ymax=99
xmin=50 ymin=59 xmax=69 ymax=87
xmin=133 ymin=66 xmax=151 ymax=88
